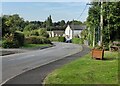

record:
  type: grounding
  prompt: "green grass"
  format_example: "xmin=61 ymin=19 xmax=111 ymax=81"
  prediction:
xmin=22 ymin=44 xmax=52 ymax=48
xmin=44 ymin=51 xmax=119 ymax=84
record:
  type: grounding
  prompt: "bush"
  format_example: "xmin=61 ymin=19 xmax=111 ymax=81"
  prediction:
xmin=49 ymin=37 xmax=59 ymax=42
xmin=14 ymin=32 xmax=25 ymax=46
xmin=72 ymin=38 xmax=84 ymax=44
xmin=58 ymin=37 xmax=65 ymax=42
xmin=23 ymin=29 xmax=49 ymax=38
xmin=25 ymin=36 xmax=52 ymax=44
xmin=103 ymin=42 xmax=109 ymax=50
xmin=2 ymin=32 xmax=25 ymax=48
xmin=39 ymin=29 xmax=49 ymax=38
xmin=2 ymin=40 xmax=19 ymax=48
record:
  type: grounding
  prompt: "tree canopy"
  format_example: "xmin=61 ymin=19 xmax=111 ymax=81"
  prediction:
xmin=86 ymin=1 xmax=120 ymax=48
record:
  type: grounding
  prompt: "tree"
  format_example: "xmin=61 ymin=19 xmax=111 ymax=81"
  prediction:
xmin=39 ymin=28 xmax=49 ymax=38
xmin=87 ymin=2 xmax=100 ymax=47
xmin=46 ymin=15 xmax=53 ymax=28
xmin=87 ymin=1 xmax=120 ymax=49
xmin=24 ymin=23 xmax=38 ymax=31
xmin=5 ymin=14 xmax=24 ymax=32
xmin=0 ymin=17 xmax=2 ymax=39
xmin=2 ymin=15 xmax=11 ymax=36
xmin=2 ymin=14 xmax=25 ymax=36
xmin=60 ymin=20 xmax=65 ymax=27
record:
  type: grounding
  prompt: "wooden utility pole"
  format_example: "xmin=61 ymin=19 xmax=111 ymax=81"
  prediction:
xmin=100 ymin=0 xmax=103 ymax=46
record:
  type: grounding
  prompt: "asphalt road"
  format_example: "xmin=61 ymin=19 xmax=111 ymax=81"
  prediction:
xmin=3 ymin=45 xmax=90 ymax=86
xmin=1 ymin=42 xmax=82 ymax=84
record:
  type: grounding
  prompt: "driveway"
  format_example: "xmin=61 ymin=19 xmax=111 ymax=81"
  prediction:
xmin=1 ymin=42 xmax=82 ymax=84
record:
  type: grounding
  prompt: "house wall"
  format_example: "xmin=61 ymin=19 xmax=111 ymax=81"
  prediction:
xmin=65 ymin=25 xmax=72 ymax=39
xmin=47 ymin=31 xmax=64 ymax=37
xmin=73 ymin=30 xmax=82 ymax=38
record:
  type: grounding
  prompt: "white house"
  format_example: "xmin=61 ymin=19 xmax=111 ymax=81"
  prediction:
xmin=47 ymin=25 xmax=86 ymax=39
xmin=65 ymin=25 xmax=86 ymax=39
xmin=65 ymin=25 xmax=73 ymax=39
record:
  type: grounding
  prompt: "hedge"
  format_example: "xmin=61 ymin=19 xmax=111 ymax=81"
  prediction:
xmin=25 ymin=36 xmax=52 ymax=44
xmin=2 ymin=32 xmax=25 ymax=48
xmin=58 ymin=37 xmax=66 ymax=42
xmin=2 ymin=40 xmax=19 ymax=48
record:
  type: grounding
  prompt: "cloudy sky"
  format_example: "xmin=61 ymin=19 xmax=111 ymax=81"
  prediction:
xmin=2 ymin=2 xmax=90 ymax=22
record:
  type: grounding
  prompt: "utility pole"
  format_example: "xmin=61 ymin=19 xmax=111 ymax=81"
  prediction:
xmin=100 ymin=0 xmax=103 ymax=46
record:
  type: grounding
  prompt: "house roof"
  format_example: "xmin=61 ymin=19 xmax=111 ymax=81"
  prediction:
xmin=54 ymin=31 xmax=64 ymax=35
xmin=47 ymin=30 xmax=64 ymax=35
xmin=69 ymin=25 xmax=86 ymax=30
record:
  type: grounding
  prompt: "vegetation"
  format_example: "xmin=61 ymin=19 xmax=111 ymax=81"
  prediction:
xmin=80 ymin=2 xmax=120 ymax=50
xmin=25 ymin=36 xmax=52 ymax=44
xmin=1 ymin=14 xmax=54 ymax=48
xmin=58 ymin=37 xmax=66 ymax=42
xmin=49 ymin=37 xmax=66 ymax=42
xmin=44 ymin=51 xmax=118 ymax=84
xmin=72 ymin=38 xmax=84 ymax=44
xmin=22 ymin=44 xmax=51 ymax=48
xmin=49 ymin=37 xmax=59 ymax=42
xmin=2 ymin=40 xmax=19 ymax=48
xmin=2 ymin=32 xmax=25 ymax=48
xmin=23 ymin=29 xmax=49 ymax=38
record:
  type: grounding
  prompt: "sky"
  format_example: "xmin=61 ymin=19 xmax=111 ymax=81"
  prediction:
xmin=1 ymin=2 xmax=90 ymax=22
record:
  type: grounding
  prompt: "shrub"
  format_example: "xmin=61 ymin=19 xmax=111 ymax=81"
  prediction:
xmin=2 ymin=32 xmax=25 ymax=48
xmin=58 ymin=37 xmax=65 ymax=42
xmin=14 ymin=32 xmax=25 ymax=46
xmin=103 ymin=42 xmax=109 ymax=50
xmin=23 ymin=29 xmax=49 ymax=38
xmin=2 ymin=40 xmax=19 ymax=48
xmin=49 ymin=37 xmax=59 ymax=42
xmin=25 ymin=36 xmax=52 ymax=44
xmin=39 ymin=29 xmax=49 ymax=38
xmin=72 ymin=38 xmax=80 ymax=44
xmin=72 ymin=38 xmax=84 ymax=44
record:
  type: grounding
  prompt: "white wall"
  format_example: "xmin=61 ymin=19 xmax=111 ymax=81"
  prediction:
xmin=65 ymin=25 xmax=73 ymax=39
xmin=73 ymin=30 xmax=82 ymax=38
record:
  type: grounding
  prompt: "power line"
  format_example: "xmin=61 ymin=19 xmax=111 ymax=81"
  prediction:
xmin=76 ymin=4 xmax=88 ymax=20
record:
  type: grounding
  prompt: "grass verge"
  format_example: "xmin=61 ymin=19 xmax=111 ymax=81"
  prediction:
xmin=44 ymin=51 xmax=119 ymax=85
xmin=22 ymin=44 xmax=52 ymax=48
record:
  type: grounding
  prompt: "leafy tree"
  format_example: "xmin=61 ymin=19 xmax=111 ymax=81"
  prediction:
xmin=2 ymin=14 xmax=25 ymax=36
xmin=81 ymin=29 xmax=88 ymax=40
xmin=60 ymin=20 xmax=65 ymax=27
xmin=39 ymin=28 xmax=49 ymax=38
xmin=72 ymin=20 xmax=82 ymax=25
xmin=46 ymin=15 xmax=53 ymax=29
xmin=24 ymin=23 xmax=38 ymax=31
xmin=87 ymin=2 xmax=120 ymax=48
xmin=87 ymin=2 xmax=100 ymax=47
xmin=5 ymin=14 xmax=24 ymax=32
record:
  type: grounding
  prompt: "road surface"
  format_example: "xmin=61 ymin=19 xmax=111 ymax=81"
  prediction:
xmin=1 ymin=42 xmax=82 ymax=84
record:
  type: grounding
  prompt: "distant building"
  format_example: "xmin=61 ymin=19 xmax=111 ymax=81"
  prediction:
xmin=47 ymin=24 xmax=86 ymax=39
xmin=65 ymin=25 xmax=86 ymax=39
xmin=47 ymin=30 xmax=64 ymax=37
